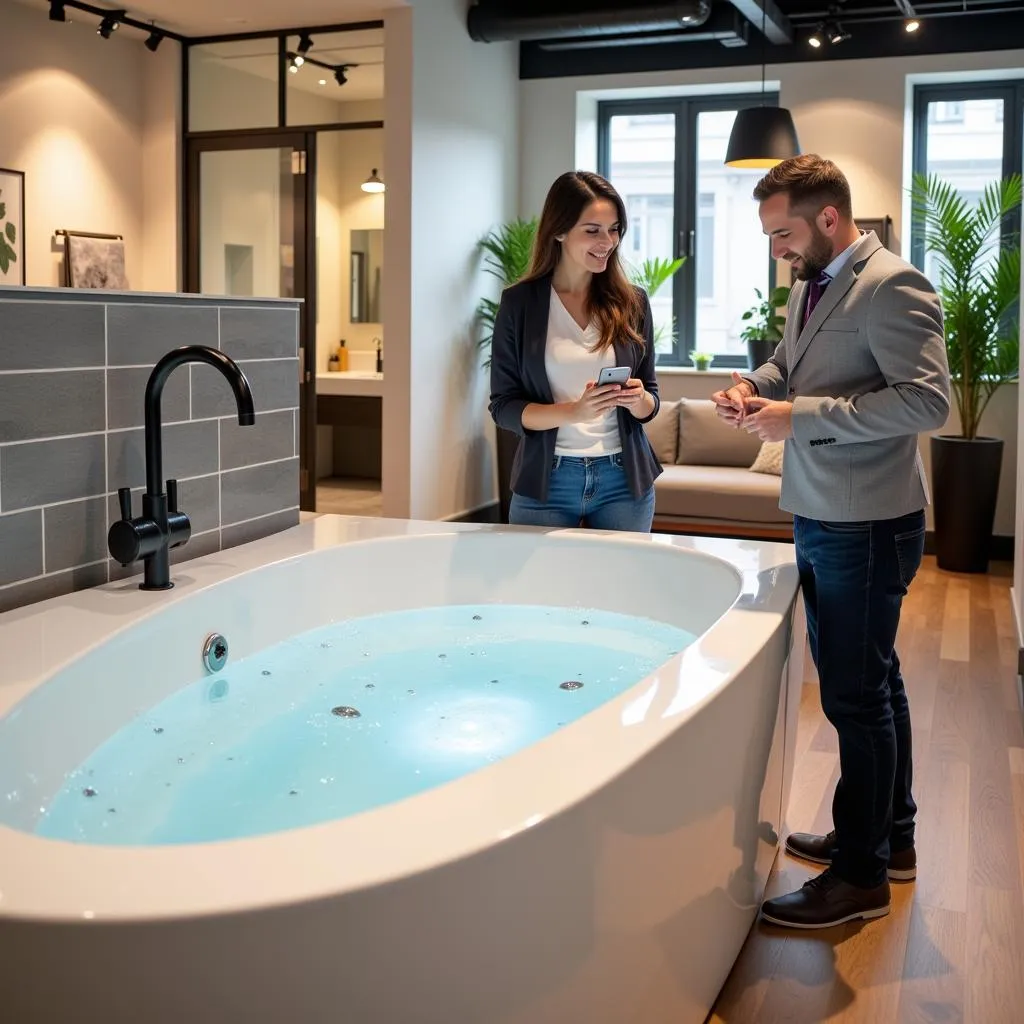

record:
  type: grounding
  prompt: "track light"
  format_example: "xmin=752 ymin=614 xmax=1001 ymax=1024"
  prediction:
xmin=334 ymin=66 xmax=348 ymax=86
xmin=828 ymin=23 xmax=850 ymax=44
xmin=297 ymin=32 xmax=313 ymax=55
xmin=97 ymin=11 xmax=123 ymax=38
xmin=808 ymin=28 xmax=822 ymax=47
xmin=145 ymin=29 xmax=163 ymax=52
xmin=905 ymin=18 xmax=920 ymax=31
xmin=48 ymin=1 xmax=66 ymax=22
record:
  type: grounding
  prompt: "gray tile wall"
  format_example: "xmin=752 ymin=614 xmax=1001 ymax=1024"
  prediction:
xmin=0 ymin=289 xmax=302 ymax=613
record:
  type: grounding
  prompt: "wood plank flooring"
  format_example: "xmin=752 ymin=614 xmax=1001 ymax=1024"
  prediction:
xmin=710 ymin=557 xmax=1024 ymax=1023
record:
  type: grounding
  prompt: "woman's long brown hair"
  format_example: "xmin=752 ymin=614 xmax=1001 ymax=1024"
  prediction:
xmin=523 ymin=170 xmax=644 ymax=352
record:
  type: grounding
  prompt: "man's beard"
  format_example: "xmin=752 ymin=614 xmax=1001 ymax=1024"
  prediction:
xmin=792 ymin=227 xmax=834 ymax=280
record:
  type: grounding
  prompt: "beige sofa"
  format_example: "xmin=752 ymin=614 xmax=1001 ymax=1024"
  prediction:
xmin=645 ymin=397 xmax=793 ymax=539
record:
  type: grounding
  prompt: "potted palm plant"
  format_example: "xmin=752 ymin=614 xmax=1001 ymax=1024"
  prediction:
xmin=740 ymin=285 xmax=791 ymax=370
xmin=476 ymin=220 xmax=684 ymax=522
xmin=911 ymin=171 xmax=1022 ymax=573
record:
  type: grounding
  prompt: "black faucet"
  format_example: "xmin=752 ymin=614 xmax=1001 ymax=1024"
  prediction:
xmin=108 ymin=345 xmax=256 ymax=591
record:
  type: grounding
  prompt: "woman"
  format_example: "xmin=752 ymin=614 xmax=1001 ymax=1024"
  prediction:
xmin=488 ymin=170 xmax=662 ymax=531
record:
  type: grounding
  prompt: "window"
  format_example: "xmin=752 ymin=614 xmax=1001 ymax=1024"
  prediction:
xmin=598 ymin=96 xmax=774 ymax=367
xmin=911 ymin=82 xmax=1024 ymax=285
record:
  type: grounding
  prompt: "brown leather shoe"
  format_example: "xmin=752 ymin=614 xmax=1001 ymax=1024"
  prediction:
xmin=785 ymin=830 xmax=917 ymax=881
xmin=760 ymin=869 xmax=891 ymax=929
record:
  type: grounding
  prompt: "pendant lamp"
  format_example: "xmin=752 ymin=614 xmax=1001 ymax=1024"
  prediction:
xmin=724 ymin=7 xmax=800 ymax=168
xmin=361 ymin=168 xmax=385 ymax=194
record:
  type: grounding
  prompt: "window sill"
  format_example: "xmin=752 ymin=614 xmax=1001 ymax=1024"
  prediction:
xmin=656 ymin=366 xmax=740 ymax=376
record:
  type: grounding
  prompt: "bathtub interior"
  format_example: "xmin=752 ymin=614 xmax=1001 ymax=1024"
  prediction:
xmin=0 ymin=529 xmax=744 ymax=838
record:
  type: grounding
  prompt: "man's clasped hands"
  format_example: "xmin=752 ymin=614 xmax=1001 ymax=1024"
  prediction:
xmin=710 ymin=371 xmax=794 ymax=443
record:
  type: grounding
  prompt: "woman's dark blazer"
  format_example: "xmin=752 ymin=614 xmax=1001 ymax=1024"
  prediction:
xmin=488 ymin=273 xmax=663 ymax=503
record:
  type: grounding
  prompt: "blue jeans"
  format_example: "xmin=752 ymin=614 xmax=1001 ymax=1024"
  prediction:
xmin=509 ymin=453 xmax=655 ymax=532
xmin=794 ymin=510 xmax=926 ymax=888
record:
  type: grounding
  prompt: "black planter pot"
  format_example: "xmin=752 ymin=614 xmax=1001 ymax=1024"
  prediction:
xmin=495 ymin=427 xmax=519 ymax=524
xmin=746 ymin=337 xmax=776 ymax=370
xmin=930 ymin=434 xmax=1003 ymax=574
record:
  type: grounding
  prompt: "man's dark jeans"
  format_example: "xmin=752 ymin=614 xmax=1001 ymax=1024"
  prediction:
xmin=794 ymin=509 xmax=926 ymax=888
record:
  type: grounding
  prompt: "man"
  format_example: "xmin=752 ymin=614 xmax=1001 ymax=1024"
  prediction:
xmin=712 ymin=154 xmax=950 ymax=929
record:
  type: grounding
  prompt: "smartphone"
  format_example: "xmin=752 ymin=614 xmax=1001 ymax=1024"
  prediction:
xmin=596 ymin=365 xmax=632 ymax=387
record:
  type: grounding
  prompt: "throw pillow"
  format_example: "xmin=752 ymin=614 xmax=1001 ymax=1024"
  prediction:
xmin=749 ymin=440 xmax=784 ymax=476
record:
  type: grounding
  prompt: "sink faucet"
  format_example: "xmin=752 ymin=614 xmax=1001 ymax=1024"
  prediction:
xmin=108 ymin=345 xmax=255 ymax=591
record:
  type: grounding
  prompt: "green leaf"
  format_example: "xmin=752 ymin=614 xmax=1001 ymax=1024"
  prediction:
xmin=5 ymin=222 xmax=15 ymax=244
xmin=0 ymin=248 xmax=10 ymax=275
xmin=909 ymin=171 xmax=1022 ymax=437
xmin=0 ymin=202 xmax=6 ymax=219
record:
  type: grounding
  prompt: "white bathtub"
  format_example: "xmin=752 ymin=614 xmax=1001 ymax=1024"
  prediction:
xmin=0 ymin=516 xmax=803 ymax=1024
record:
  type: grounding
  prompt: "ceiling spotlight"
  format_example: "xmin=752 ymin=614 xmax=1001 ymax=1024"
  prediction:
xmin=145 ymin=29 xmax=163 ymax=52
xmin=905 ymin=18 xmax=921 ymax=31
xmin=97 ymin=12 xmax=122 ymax=38
xmin=808 ymin=29 xmax=822 ymax=47
xmin=48 ymin=1 xmax=66 ymax=22
xmin=297 ymin=32 xmax=313 ymax=55
xmin=828 ymin=23 xmax=851 ymax=44
xmin=334 ymin=66 xmax=348 ymax=86
xmin=287 ymin=53 xmax=303 ymax=73
xmin=318 ymin=79 xmax=327 ymax=86
xmin=361 ymin=169 xmax=385 ymax=194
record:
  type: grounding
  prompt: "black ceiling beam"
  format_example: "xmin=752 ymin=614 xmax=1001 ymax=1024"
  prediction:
xmin=519 ymin=7 xmax=1024 ymax=77
xmin=534 ymin=8 xmax=749 ymax=50
xmin=724 ymin=0 xmax=794 ymax=43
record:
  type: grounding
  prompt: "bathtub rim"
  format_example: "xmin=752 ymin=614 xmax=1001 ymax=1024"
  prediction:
xmin=0 ymin=516 xmax=799 ymax=925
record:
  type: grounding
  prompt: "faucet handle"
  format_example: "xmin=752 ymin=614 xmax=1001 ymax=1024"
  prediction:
xmin=167 ymin=478 xmax=179 ymax=514
xmin=117 ymin=487 xmax=133 ymax=522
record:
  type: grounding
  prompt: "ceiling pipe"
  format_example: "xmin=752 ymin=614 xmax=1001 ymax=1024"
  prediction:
xmin=535 ymin=8 xmax=750 ymax=49
xmin=466 ymin=1 xmax=713 ymax=43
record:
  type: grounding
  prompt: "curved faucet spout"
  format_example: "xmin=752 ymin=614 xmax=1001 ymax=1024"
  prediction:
xmin=144 ymin=345 xmax=255 ymax=497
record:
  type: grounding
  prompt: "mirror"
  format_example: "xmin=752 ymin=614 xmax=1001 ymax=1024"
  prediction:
xmin=350 ymin=229 xmax=383 ymax=323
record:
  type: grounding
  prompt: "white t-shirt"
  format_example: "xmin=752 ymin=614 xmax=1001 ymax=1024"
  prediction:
xmin=544 ymin=288 xmax=622 ymax=456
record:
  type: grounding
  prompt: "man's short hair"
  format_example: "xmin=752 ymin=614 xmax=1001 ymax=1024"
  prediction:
xmin=753 ymin=154 xmax=853 ymax=220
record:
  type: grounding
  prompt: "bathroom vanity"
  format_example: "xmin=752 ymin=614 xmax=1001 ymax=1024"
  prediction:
xmin=315 ymin=368 xmax=383 ymax=481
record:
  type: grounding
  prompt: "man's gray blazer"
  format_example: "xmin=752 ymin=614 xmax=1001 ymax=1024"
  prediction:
xmin=743 ymin=230 xmax=950 ymax=522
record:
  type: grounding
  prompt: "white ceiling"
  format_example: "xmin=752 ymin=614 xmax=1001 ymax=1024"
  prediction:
xmin=18 ymin=0 xmax=406 ymax=36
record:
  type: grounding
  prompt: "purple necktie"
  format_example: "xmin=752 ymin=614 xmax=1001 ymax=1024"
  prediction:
xmin=803 ymin=272 xmax=830 ymax=327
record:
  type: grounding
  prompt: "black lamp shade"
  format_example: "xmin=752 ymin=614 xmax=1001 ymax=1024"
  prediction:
xmin=724 ymin=106 xmax=801 ymax=169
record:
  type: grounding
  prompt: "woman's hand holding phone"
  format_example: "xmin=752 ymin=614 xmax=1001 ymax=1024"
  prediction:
xmin=573 ymin=381 xmax=622 ymax=422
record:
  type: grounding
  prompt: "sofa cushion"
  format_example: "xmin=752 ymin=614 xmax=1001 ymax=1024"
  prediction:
xmin=644 ymin=398 xmax=679 ymax=464
xmin=749 ymin=440 xmax=785 ymax=476
xmin=654 ymin=464 xmax=791 ymax=524
xmin=676 ymin=397 xmax=764 ymax=468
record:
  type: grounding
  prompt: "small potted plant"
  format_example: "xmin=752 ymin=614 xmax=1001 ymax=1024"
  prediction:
xmin=740 ymin=285 xmax=791 ymax=369
xmin=691 ymin=351 xmax=714 ymax=371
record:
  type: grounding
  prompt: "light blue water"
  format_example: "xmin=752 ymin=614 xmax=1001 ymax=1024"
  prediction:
xmin=35 ymin=605 xmax=695 ymax=846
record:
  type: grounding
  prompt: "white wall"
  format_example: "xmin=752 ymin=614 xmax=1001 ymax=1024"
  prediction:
xmin=0 ymin=0 xmax=179 ymax=292
xmin=382 ymin=0 xmax=519 ymax=521
xmin=519 ymin=48 xmax=1024 ymax=538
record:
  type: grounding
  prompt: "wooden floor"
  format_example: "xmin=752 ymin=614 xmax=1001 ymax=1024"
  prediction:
xmin=710 ymin=556 xmax=1024 ymax=1023
xmin=316 ymin=477 xmax=383 ymax=517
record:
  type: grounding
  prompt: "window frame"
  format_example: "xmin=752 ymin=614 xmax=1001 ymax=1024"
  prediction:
xmin=910 ymin=80 xmax=1024 ymax=274
xmin=597 ymin=93 xmax=777 ymax=368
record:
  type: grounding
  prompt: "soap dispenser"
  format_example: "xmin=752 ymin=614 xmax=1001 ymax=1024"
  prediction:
xmin=337 ymin=339 xmax=349 ymax=371
xmin=374 ymin=337 xmax=383 ymax=374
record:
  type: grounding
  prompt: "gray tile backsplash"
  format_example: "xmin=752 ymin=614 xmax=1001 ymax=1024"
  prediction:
xmin=0 ymin=369 xmax=105 ymax=442
xmin=0 ymin=302 xmax=106 ymax=370
xmin=0 ymin=290 xmax=302 ymax=612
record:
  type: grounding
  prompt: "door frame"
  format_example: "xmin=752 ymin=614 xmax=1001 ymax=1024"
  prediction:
xmin=185 ymin=130 xmax=318 ymax=510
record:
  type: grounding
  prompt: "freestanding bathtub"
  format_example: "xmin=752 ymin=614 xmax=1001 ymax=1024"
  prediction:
xmin=0 ymin=515 xmax=803 ymax=1024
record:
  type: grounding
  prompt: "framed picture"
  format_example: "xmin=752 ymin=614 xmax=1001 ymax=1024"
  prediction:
xmin=0 ymin=167 xmax=26 ymax=286
xmin=859 ymin=216 xmax=894 ymax=252
xmin=61 ymin=230 xmax=128 ymax=290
